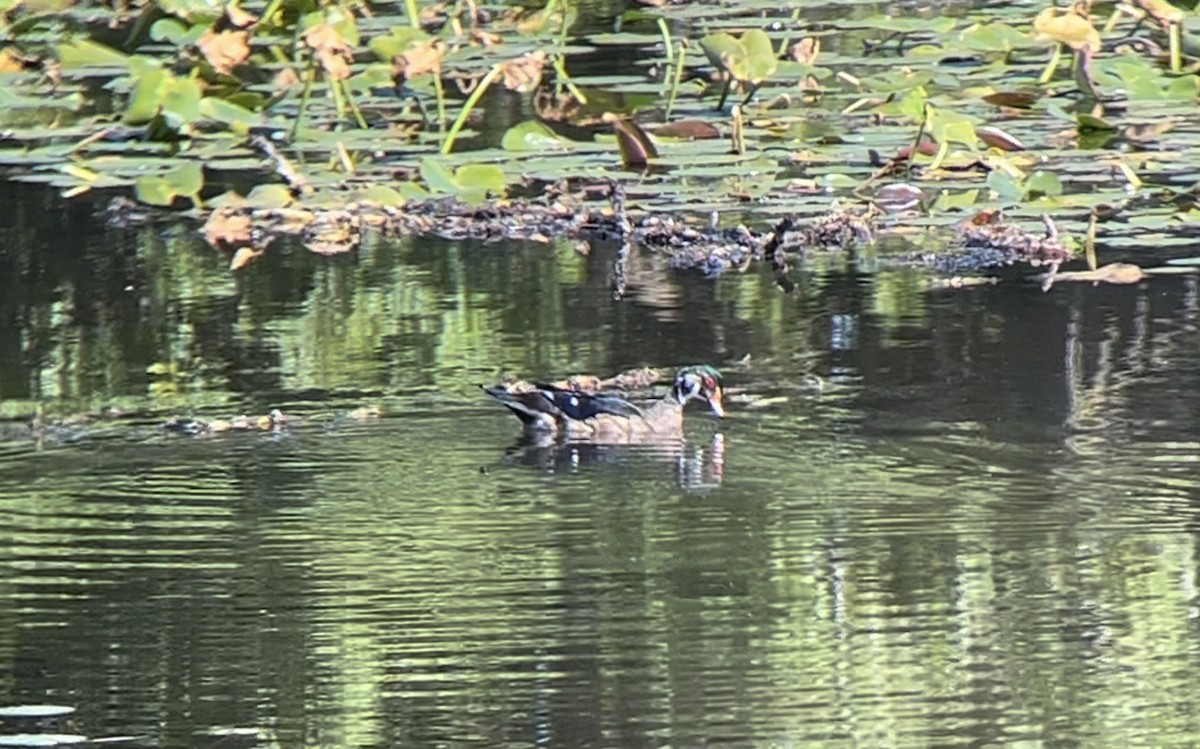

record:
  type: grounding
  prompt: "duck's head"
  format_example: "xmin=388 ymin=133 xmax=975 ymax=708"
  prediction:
xmin=670 ymin=365 xmax=724 ymax=417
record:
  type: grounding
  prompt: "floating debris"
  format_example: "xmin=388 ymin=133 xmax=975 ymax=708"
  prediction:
xmin=804 ymin=201 xmax=877 ymax=248
xmin=191 ymin=179 xmax=1082 ymax=285
xmin=636 ymin=215 xmax=760 ymax=276
xmin=909 ymin=210 xmax=1071 ymax=276
xmin=957 ymin=210 xmax=1070 ymax=264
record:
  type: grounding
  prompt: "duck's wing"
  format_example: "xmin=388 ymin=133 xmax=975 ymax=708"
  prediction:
xmin=481 ymin=385 xmax=562 ymax=428
xmin=533 ymin=384 xmax=645 ymax=420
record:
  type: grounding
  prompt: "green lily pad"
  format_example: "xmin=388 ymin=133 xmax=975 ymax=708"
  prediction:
xmin=959 ymin=22 xmax=1035 ymax=52
xmin=419 ymin=157 xmax=460 ymax=194
xmin=57 ymin=39 xmax=128 ymax=69
xmin=150 ymin=18 xmax=200 ymax=46
xmin=502 ymin=120 xmax=572 ymax=152
xmin=246 ymin=184 xmax=295 ymax=208
xmin=698 ymin=28 xmax=778 ymax=85
xmin=397 ymin=182 xmax=431 ymax=201
xmin=986 ymin=170 xmax=1024 ymax=203
xmin=1076 ymin=113 xmax=1117 ymax=132
xmin=1025 ymin=171 xmax=1063 ymax=198
xmin=135 ymin=161 xmax=204 ymax=207
xmin=158 ymin=0 xmax=222 ymax=23
xmin=455 ymin=164 xmax=505 ymax=193
xmin=359 ymin=184 xmax=406 ymax=207
xmin=199 ymin=97 xmax=259 ymax=130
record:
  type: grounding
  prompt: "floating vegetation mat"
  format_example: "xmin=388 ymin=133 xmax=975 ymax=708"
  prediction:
xmin=3 ymin=0 xmax=1200 ymax=283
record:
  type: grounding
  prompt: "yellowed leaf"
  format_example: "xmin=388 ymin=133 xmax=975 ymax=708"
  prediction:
xmin=1133 ymin=0 xmax=1184 ymax=25
xmin=0 ymin=49 xmax=33 ymax=73
xmin=1033 ymin=6 xmax=1100 ymax=52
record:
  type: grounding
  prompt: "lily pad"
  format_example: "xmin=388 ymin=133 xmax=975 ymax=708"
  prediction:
xmin=501 ymin=121 xmax=573 ymax=152
xmin=358 ymin=184 xmax=406 ymax=207
xmin=419 ymin=157 xmax=506 ymax=202
xmin=698 ymin=28 xmax=778 ymax=86
xmin=56 ymin=39 xmax=128 ymax=69
xmin=135 ymin=161 xmax=204 ymax=207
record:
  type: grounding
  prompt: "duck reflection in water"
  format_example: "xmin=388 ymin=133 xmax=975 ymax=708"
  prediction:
xmin=496 ymin=431 xmax=726 ymax=491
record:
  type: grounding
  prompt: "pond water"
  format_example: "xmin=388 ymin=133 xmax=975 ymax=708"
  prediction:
xmin=2 ymin=187 xmax=1200 ymax=748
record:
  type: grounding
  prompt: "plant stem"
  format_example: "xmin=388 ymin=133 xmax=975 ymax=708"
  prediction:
xmin=665 ymin=39 xmax=686 ymax=119
xmin=1169 ymin=22 xmax=1181 ymax=74
xmin=433 ymin=65 xmax=447 ymax=136
xmin=905 ymin=103 xmax=929 ymax=181
xmin=657 ymin=18 xmax=673 ymax=65
xmin=553 ymin=55 xmax=587 ymax=105
xmin=1038 ymin=44 xmax=1062 ymax=84
xmin=404 ymin=0 xmax=420 ymax=29
xmin=289 ymin=52 xmax=318 ymax=142
xmin=339 ymin=79 xmax=368 ymax=129
xmin=440 ymin=63 xmax=501 ymax=155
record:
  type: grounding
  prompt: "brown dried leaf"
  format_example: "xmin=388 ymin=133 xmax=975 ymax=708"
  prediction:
xmin=203 ymin=207 xmax=253 ymax=248
xmin=961 ymin=209 xmax=1004 ymax=228
xmin=982 ymin=91 xmax=1038 ymax=109
xmin=229 ymin=246 xmax=262 ymax=271
xmin=472 ymin=29 xmax=502 ymax=47
xmin=304 ymin=24 xmax=353 ymax=81
xmin=273 ymin=67 xmax=301 ymax=93
xmin=894 ymin=138 xmax=939 ymax=161
xmin=304 ymin=211 xmax=361 ymax=255
xmin=604 ymin=114 xmax=658 ymax=168
xmin=393 ymin=38 xmax=445 ymax=81
xmin=499 ymin=50 xmax=546 ymax=92
xmin=266 ymin=208 xmax=317 ymax=234
xmin=977 ymin=125 xmax=1025 ymax=152
xmin=649 ymin=119 xmax=722 ymax=140
xmin=197 ymin=29 xmax=250 ymax=75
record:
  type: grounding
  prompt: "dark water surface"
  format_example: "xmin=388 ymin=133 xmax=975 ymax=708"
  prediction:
xmin=2 ymin=188 xmax=1200 ymax=748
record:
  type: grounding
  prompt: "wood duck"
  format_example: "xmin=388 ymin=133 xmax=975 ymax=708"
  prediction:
xmin=481 ymin=383 xmax=644 ymax=431
xmin=484 ymin=365 xmax=724 ymax=440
